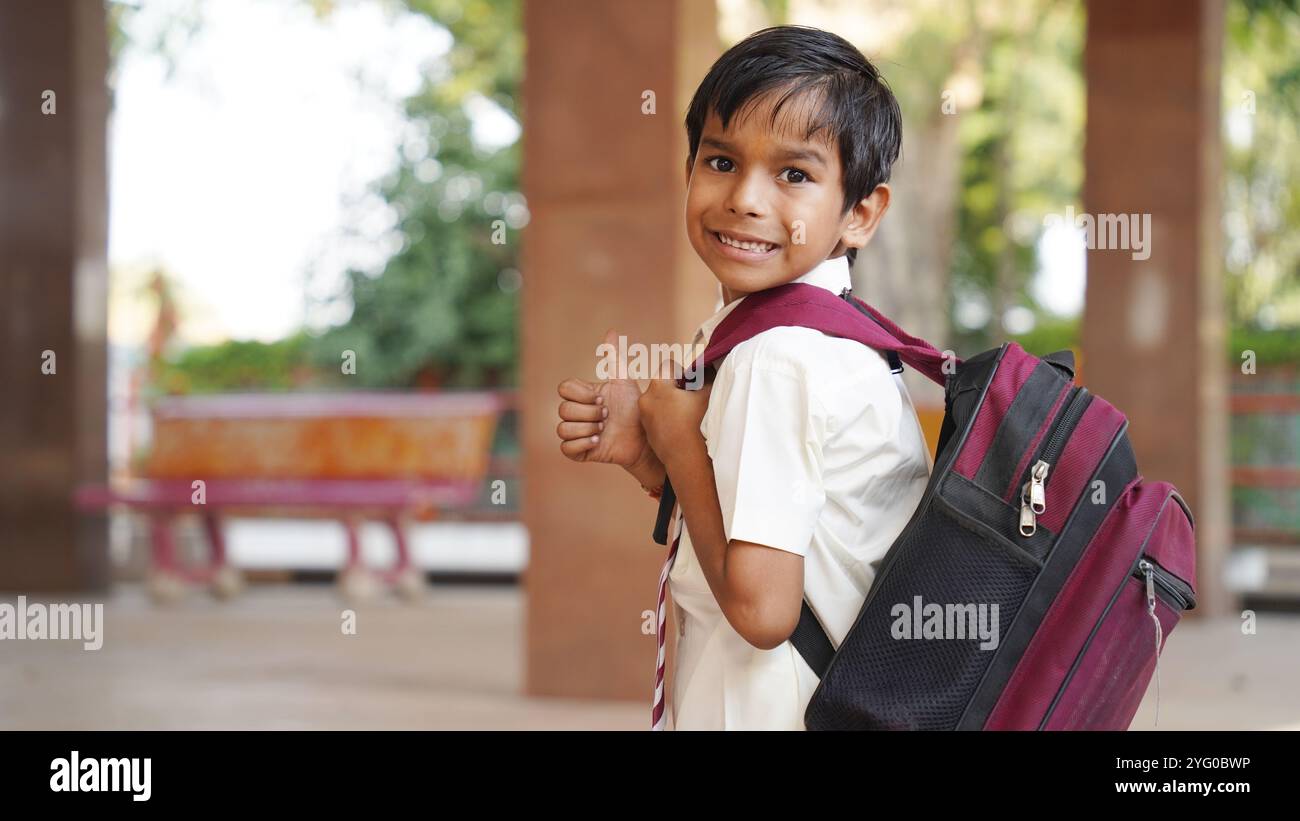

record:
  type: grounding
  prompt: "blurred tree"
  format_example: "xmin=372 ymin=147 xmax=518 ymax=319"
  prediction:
xmin=825 ymin=0 xmax=984 ymax=362
xmin=106 ymin=0 xmax=205 ymax=99
xmin=820 ymin=0 xmax=1300 ymax=365
xmin=109 ymin=0 xmax=525 ymax=391
xmin=807 ymin=0 xmax=1082 ymax=370
xmin=950 ymin=0 xmax=1083 ymax=354
xmin=308 ymin=0 xmax=525 ymax=388
xmin=1223 ymin=0 xmax=1300 ymax=335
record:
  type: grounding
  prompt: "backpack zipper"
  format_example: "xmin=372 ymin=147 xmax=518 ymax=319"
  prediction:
xmin=1018 ymin=386 xmax=1090 ymax=537
xmin=1135 ymin=557 xmax=1193 ymax=610
xmin=1135 ymin=556 xmax=1191 ymax=729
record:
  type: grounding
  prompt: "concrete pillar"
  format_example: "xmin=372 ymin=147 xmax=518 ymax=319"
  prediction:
xmin=521 ymin=0 xmax=720 ymax=700
xmin=0 ymin=0 xmax=111 ymax=592
xmin=1083 ymin=0 xmax=1229 ymax=616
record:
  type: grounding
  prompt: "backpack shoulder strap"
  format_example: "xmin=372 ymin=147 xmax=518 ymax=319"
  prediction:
xmin=654 ymin=282 xmax=954 ymax=680
xmin=654 ymin=282 xmax=951 ymax=545
xmin=690 ymin=282 xmax=955 ymax=387
xmin=792 ymin=599 xmax=835 ymax=679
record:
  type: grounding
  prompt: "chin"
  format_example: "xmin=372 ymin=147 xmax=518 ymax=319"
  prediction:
xmin=712 ymin=268 xmax=790 ymax=296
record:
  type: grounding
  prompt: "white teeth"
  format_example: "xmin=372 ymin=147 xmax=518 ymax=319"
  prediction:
xmin=717 ymin=232 xmax=774 ymax=253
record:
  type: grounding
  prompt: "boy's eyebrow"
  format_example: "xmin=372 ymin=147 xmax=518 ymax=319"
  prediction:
xmin=700 ymin=136 xmax=829 ymax=168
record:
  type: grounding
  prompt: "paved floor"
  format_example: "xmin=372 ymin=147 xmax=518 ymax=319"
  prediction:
xmin=0 ymin=584 xmax=643 ymax=731
xmin=1 ymin=584 xmax=1296 ymax=730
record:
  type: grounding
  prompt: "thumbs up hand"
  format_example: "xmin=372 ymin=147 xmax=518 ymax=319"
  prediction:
xmin=556 ymin=329 xmax=666 ymax=489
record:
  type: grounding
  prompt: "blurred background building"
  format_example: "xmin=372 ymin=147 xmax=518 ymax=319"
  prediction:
xmin=0 ymin=0 xmax=1297 ymax=729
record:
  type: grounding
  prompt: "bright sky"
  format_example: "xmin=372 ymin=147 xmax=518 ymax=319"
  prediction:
xmin=108 ymin=0 xmax=516 ymax=346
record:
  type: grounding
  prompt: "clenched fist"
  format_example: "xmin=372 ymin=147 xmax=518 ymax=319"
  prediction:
xmin=556 ymin=329 xmax=666 ymax=489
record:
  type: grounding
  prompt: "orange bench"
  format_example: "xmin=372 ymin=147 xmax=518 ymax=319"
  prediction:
xmin=76 ymin=392 xmax=506 ymax=603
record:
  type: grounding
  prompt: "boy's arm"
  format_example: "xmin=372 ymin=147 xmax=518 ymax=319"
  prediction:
xmin=659 ymin=431 xmax=804 ymax=650
xmin=643 ymin=337 xmax=834 ymax=651
xmin=625 ymin=445 xmax=667 ymax=492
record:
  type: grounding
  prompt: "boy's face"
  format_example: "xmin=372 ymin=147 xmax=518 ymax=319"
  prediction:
xmin=684 ymin=91 xmax=888 ymax=299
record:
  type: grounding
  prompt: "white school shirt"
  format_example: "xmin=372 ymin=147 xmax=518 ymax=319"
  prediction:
xmin=666 ymin=254 xmax=933 ymax=731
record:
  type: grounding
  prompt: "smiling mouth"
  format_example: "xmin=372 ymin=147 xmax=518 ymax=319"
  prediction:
xmin=710 ymin=230 xmax=781 ymax=259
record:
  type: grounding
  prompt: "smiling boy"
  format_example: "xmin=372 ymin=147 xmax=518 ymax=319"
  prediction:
xmin=556 ymin=25 xmax=931 ymax=730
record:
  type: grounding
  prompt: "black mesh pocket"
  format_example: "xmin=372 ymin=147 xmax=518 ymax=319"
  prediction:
xmin=805 ymin=499 xmax=1038 ymax=730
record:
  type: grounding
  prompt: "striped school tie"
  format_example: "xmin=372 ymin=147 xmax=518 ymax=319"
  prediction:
xmin=650 ymin=325 xmax=706 ymax=731
xmin=650 ymin=504 xmax=683 ymax=731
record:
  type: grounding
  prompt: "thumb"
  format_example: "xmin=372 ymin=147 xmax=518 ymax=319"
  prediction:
xmin=602 ymin=328 xmax=636 ymax=382
xmin=595 ymin=328 xmax=624 ymax=382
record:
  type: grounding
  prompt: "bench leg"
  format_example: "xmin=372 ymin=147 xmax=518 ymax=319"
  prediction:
xmin=389 ymin=517 xmax=411 ymax=571
xmin=343 ymin=516 xmax=364 ymax=570
xmin=146 ymin=513 xmax=186 ymax=604
xmin=202 ymin=513 xmax=227 ymax=566
xmin=202 ymin=513 xmax=243 ymax=600
xmin=150 ymin=513 xmax=179 ymax=574
xmin=338 ymin=516 xmax=378 ymax=603
xmin=388 ymin=516 xmax=424 ymax=601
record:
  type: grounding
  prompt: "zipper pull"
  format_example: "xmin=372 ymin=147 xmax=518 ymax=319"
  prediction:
xmin=1141 ymin=559 xmax=1155 ymax=608
xmin=1028 ymin=460 xmax=1050 ymax=514
xmin=1019 ymin=482 xmax=1037 ymax=536
xmin=1139 ymin=559 xmax=1163 ymax=728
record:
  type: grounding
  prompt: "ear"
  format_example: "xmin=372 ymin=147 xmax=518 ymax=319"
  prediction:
xmin=839 ymin=184 xmax=892 ymax=253
xmin=684 ymin=154 xmax=694 ymax=187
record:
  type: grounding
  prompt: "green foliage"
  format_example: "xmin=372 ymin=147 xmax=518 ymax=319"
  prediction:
xmin=1229 ymin=326 xmax=1300 ymax=366
xmin=1223 ymin=0 xmax=1300 ymax=329
xmin=994 ymin=318 xmax=1300 ymax=367
xmin=309 ymin=0 xmax=524 ymax=388
xmin=948 ymin=0 xmax=1300 ymax=353
xmin=154 ymin=331 xmax=337 ymax=394
xmin=1007 ymin=315 xmax=1079 ymax=359
xmin=949 ymin=0 xmax=1084 ymax=355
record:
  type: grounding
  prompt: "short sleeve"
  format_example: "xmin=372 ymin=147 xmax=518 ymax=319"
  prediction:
xmin=704 ymin=339 xmax=829 ymax=556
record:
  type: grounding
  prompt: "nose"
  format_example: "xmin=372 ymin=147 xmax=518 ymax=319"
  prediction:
xmin=723 ymin=169 xmax=767 ymax=218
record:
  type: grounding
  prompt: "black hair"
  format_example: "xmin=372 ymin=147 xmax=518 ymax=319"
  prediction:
xmin=684 ymin=25 xmax=903 ymax=266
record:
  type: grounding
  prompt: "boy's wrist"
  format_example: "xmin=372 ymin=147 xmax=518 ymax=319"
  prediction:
xmin=624 ymin=446 xmax=667 ymax=492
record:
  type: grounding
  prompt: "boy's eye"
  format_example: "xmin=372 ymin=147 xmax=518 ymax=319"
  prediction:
xmin=704 ymin=156 xmax=811 ymax=185
xmin=779 ymin=167 xmax=811 ymax=184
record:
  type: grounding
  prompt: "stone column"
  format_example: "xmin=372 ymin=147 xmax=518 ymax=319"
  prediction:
xmin=0 ymin=0 xmax=111 ymax=592
xmin=521 ymin=0 xmax=720 ymax=701
xmin=1083 ymin=0 xmax=1229 ymax=616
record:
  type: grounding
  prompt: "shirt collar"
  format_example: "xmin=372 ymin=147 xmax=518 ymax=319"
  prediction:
xmin=691 ymin=254 xmax=853 ymax=348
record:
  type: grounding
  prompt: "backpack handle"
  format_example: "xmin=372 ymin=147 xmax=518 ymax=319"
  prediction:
xmin=1042 ymin=349 xmax=1075 ymax=381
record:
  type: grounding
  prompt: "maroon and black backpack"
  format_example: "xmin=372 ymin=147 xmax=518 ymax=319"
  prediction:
xmin=651 ymin=282 xmax=1197 ymax=730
